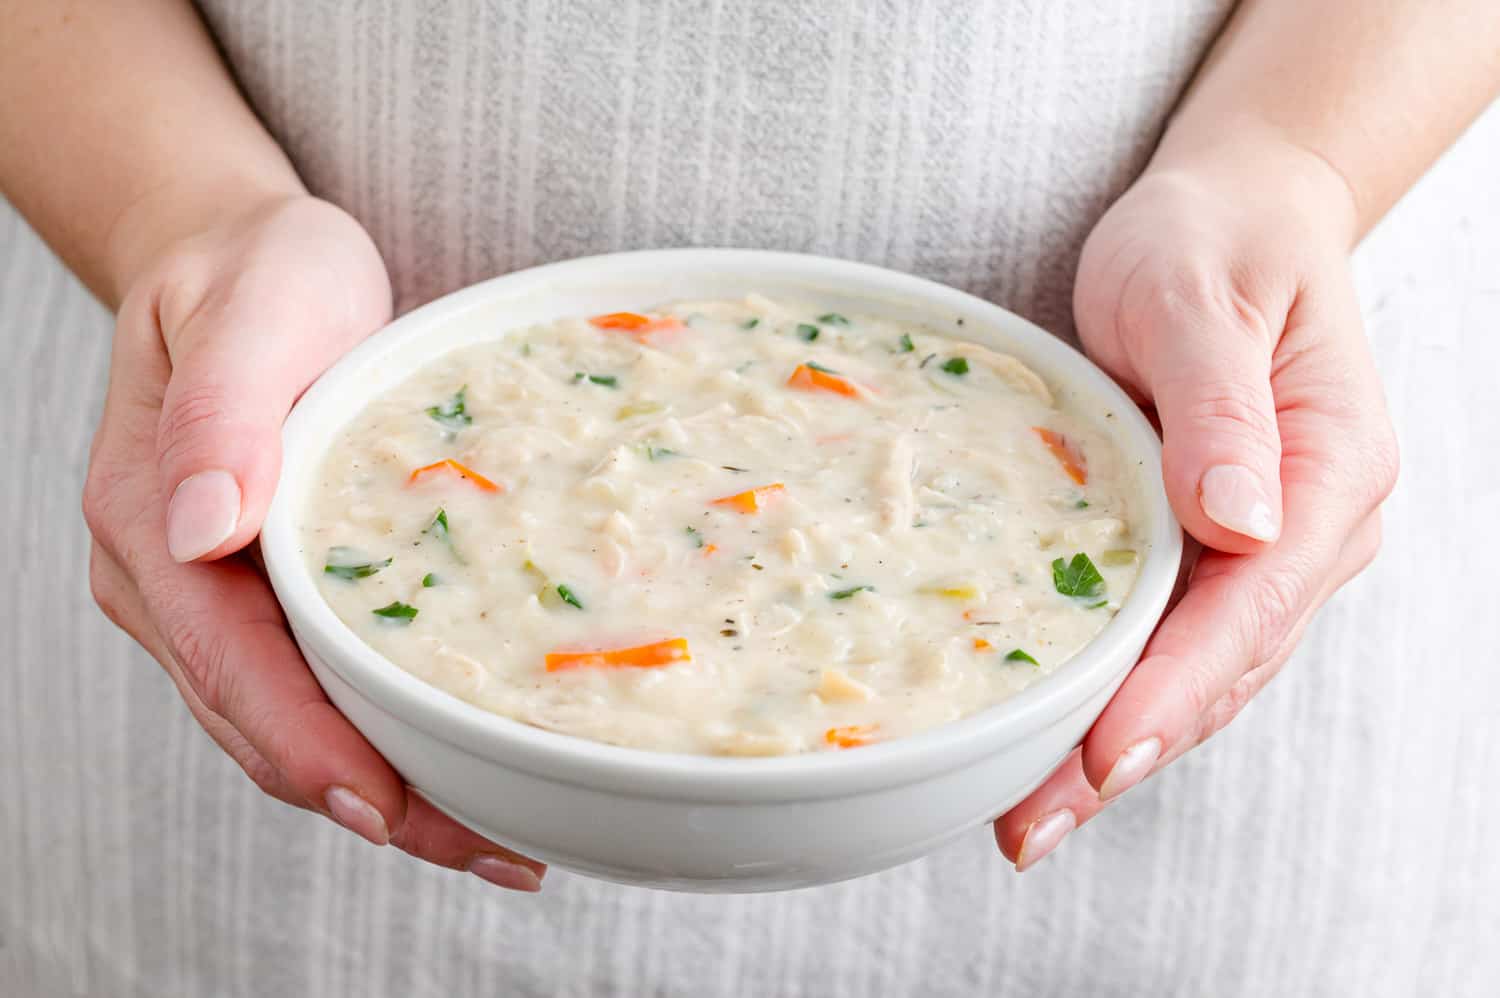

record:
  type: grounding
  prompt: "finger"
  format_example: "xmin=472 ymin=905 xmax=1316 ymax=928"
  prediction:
xmin=89 ymin=540 xmax=301 ymax=807
xmin=392 ymin=794 xmax=546 ymax=891
xmin=1080 ymin=499 xmax=1383 ymax=803
xmin=98 ymin=544 xmax=543 ymax=887
xmin=993 ymin=749 xmax=1107 ymax=869
xmin=1128 ymin=272 xmax=1287 ymax=552
xmin=996 ymin=511 xmax=1380 ymax=869
xmin=147 ymin=204 xmax=390 ymax=562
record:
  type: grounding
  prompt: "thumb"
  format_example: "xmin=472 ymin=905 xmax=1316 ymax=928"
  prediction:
xmin=1148 ymin=317 xmax=1284 ymax=554
xmin=156 ymin=286 xmax=386 ymax=563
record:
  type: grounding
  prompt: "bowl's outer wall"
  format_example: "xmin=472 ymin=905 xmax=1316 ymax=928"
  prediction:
xmin=297 ymin=627 xmax=1144 ymax=891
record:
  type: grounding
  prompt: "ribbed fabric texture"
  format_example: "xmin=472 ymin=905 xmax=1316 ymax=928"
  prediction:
xmin=2 ymin=2 xmax=1497 ymax=994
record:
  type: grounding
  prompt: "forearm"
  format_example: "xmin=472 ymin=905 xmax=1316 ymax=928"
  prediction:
xmin=0 ymin=0 xmax=304 ymax=308
xmin=1153 ymin=0 xmax=1500 ymax=244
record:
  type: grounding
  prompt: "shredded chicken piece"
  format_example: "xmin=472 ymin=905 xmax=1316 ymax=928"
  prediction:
xmin=876 ymin=434 xmax=916 ymax=534
xmin=817 ymin=669 xmax=875 ymax=703
xmin=946 ymin=341 xmax=1054 ymax=405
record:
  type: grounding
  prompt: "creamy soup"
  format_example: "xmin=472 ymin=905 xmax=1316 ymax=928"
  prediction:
xmin=302 ymin=295 xmax=1143 ymax=755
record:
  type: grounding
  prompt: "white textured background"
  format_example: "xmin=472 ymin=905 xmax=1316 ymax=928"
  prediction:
xmin=1 ymin=98 xmax=1497 ymax=998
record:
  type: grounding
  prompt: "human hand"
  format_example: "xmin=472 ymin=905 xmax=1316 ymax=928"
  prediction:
xmin=995 ymin=139 xmax=1399 ymax=870
xmin=83 ymin=195 xmax=546 ymax=891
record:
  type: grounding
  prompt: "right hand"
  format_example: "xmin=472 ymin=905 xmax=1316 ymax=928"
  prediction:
xmin=83 ymin=194 xmax=546 ymax=891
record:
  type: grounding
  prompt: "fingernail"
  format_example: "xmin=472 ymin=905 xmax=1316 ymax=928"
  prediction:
xmin=1016 ymin=809 xmax=1075 ymax=872
xmin=1099 ymin=737 xmax=1163 ymax=802
xmin=166 ymin=470 xmax=241 ymax=562
xmin=1199 ymin=464 xmax=1279 ymax=542
xmin=325 ymin=786 xmax=390 ymax=846
xmin=469 ymin=855 xmax=544 ymax=892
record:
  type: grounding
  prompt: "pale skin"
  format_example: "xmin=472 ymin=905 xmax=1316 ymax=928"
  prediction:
xmin=1 ymin=0 xmax=1496 ymax=883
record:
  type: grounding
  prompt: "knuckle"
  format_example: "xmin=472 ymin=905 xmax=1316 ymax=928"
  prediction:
xmin=1179 ymin=382 xmax=1280 ymax=447
xmin=163 ymin=613 xmax=235 ymax=718
xmin=81 ymin=461 xmax=128 ymax=542
xmin=1365 ymin=424 xmax=1401 ymax=506
xmin=87 ymin=552 xmax=126 ymax=630
xmin=155 ymin=382 xmax=229 ymax=470
xmin=1247 ymin=566 xmax=1311 ymax=659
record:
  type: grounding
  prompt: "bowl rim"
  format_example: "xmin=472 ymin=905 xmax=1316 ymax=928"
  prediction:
xmin=262 ymin=248 xmax=1182 ymax=801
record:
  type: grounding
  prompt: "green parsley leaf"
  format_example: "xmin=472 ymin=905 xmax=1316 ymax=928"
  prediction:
xmin=426 ymin=386 xmax=472 ymax=429
xmin=588 ymin=374 xmax=618 ymax=388
xmin=421 ymin=572 xmax=438 ymax=588
xmin=817 ymin=312 xmax=850 ymax=326
xmin=372 ymin=601 xmax=418 ymax=622
xmin=323 ymin=547 xmax=392 ymax=581
xmin=685 ymin=525 xmax=705 ymax=548
xmin=941 ymin=357 xmax=970 ymax=376
xmin=742 ymin=317 xmax=761 ymax=330
xmin=1052 ymin=552 xmax=1106 ymax=601
xmin=1005 ymin=648 xmax=1039 ymax=666
xmin=423 ymin=508 xmax=466 ymax=564
xmin=897 ymin=333 xmax=915 ymax=353
xmin=797 ymin=323 xmax=820 ymax=342
xmin=829 ymin=585 xmax=875 ymax=600
xmin=1075 ymin=498 xmax=1090 ymax=509
xmin=556 ymin=584 xmax=584 ymax=610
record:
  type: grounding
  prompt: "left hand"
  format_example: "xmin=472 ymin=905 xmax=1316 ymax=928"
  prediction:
xmin=994 ymin=140 xmax=1400 ymax=870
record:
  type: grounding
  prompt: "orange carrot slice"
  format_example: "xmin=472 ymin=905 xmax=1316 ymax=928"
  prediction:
xmin=1032 ymin=427 xmax=1087 ymax=485
xmin=702 ymin=543 xmax=719 ymax=556
xmin=825 ymin=725 xmax=878 ymax=749
xmin=786 ymin=364 xmax=865 ymax=399
xmin=545 ymin=637 xmax=691 ymax=672
xmin=711 ymin=483 xmax=785 ymax=514
xmin=972 ymin=637 xmax=993 ymax=652
xmin=588 ymin=311 xmax=684 ymax=341
xmin=408 ymin=459 xmax=502 ymax=492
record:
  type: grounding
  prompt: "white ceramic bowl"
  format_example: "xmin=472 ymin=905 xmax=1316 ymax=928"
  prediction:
xmin=262 ymin=249 xmax=1181 ymax=892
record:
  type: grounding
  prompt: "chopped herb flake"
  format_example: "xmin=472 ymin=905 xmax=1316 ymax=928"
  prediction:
xmin=421 ymin=572 xmax=438 ymax=588
xmin=829 ymin=585 xmax=874 ymax=600
xmin=1075 ymin=498 xmax=1090 ymax=509
xmin=941 ymin=357 xmax=970 ymax=376
xmin=556 ymin=584 xmax=584 ymax=610
xmin=721 ymin=465 xmax=749 ymax=473
xmin=323 ymin=547 xmax=392 ymax=581
xmin=797 ymin=323 xmax=820 ymax=341
xmin=423 ymin=508 xmax=466 ymax=563
xmin=574 ymin=372 xmax=618 ymax=388
xmin=645 ymin=445 xmax=678 ymax=461
xmin=425 ymin=386 xmax=472 ymax=429
xmin=897 ymin=333 xmax=915 ymax=353
xmin=685 ymin=525 xmax=705 ymax=548
xmin=817 ymin=312 xmax=850 ymax=326
xmin=805 ymin=360 xmax=838 ymax=374
xmin=742 ymin=317 xmax=760 ymax=330
xmin=919 ymin=353 xmax=937 ymax=369
xmin=1005 ymin=648 xmax=1039 ymax=666
xmin=1052 ymin=552 xmax=1106 ymax=601
xmin=372 ymin=601 xmax=418 ymax=622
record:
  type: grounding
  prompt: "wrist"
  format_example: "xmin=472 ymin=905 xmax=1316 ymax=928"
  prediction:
xmin=103 ymin=171 xmax=306 ymax=310
xmin=1145 ymin=112 xmax=1360 ymax=253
